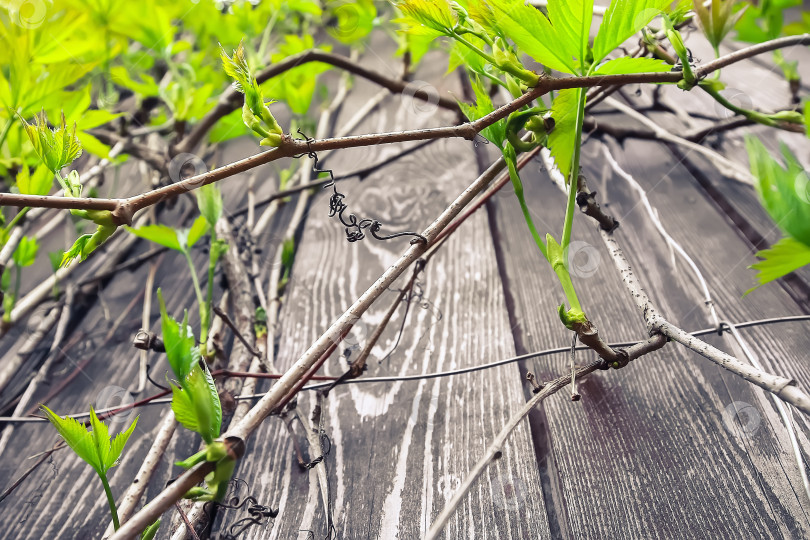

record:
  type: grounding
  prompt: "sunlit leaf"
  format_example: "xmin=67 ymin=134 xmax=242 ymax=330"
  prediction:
xmin=547 ymin=89 xmax=584 ymax=180
xmin=13 ymin=236 xmax=38 ymax=267
xmin=125 ymin=224 xmax=181 ymax=251
xmin=457 ymin=77 xmax=505 ymax=147
xmin=592 ymin=56 xmax=671 ymax=75
xmin=157 ymin=288 xmax=198 ymax=382
xmin=592 ymin=0 xmax=673 ymax=64
xmin=747 ymin=236 xmax=810 ymax=293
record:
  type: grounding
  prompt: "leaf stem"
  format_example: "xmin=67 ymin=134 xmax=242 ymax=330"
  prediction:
xmin=561 ymin=88 xmax=586 ymax=249
xmin=182 ymin=248 xmax=207 ymax=349
xmin=504 ymin=148 xmax=547 ymax=260
xmin=450 ymin=32 xmax=499 ymax=66
xmin=99 ymin=473 xmax=120 ymax=530
xmin=0 ymin=115 xmax=15 ymax=151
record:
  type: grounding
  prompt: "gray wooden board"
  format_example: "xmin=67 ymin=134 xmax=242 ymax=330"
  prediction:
xmin=488 ymin=134 xmax=810 ymax=538
xmin=0 ymin=139 xmax=294 ymax=538
xmin=213 ymin=52 xmax=551 ymax=540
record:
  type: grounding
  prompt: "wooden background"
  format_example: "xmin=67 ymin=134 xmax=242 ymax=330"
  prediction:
xmin=1 ymin=16 xmax=810 ymax=540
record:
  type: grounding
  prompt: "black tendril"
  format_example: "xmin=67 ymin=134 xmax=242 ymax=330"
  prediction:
xmin=294 ymin=129 xmax=428 ymax=245
xmin=207 ymin=478 xmax=279 ymax=539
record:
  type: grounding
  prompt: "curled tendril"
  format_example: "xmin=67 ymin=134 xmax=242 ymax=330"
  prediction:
xmin=294 ymin=129 xmax=427 ymax=245
xmin=207 ymin=478 xmax=279 ymax=539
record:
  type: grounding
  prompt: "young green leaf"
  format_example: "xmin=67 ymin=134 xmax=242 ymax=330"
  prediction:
xmin=19 ymin=111 xmax=83 ymax=174
xmin=41 ymin=405 xmax=138 ymax=476
xmin=187 ymin=215 xmax=210 ymax=248
xmin=396 ymin=0 xmax=457 ymax=35
xmin=13 ymin=236 xmax=38 ymax=268
xmin=140 ymin=519 xmax=161 ymax=540
xmin=486 ymin=0 xmax=577 ymax=74
xmin=16 ymin=164 xmax=52 ymax=196
xmin=547 ymin=89 xmax=585 ymax=180
xmin=546 ymin=0 xmax=594 ymax=71
xmin=171 ymin=362 xmax=222 ymax=444
xmin=748 ymin=236 xmax=810 ymax=293
xmin=157 ymin=288 xmax=198 ymax=382
xmin=457 ymin=77 xmax=506 ymax=147
xmin=591 ymin=56 xmax=671 ymax=75
xmin=592 ymin=0 xmax=673 ymax=64
xmin=694 ymin=0 xmax=747 ymax=53
xmin=60 ymin=224 xmax=117 ymax=267
xmin=125 ymin=224 xmax=181 ymax=251
xmin=746 ymin=136 xmax=810 ymax=246
xmin=197 ymin=184 xmax=223 ymax=227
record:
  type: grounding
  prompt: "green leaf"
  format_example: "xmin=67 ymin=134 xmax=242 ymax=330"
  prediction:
xmin=41 ymin=405 xmax=101 ymax=475
xmin=746 ymin=136 xmax=810 ymax=245
xmin=487 ymin=0 xmax=577 ymax=74
xmin=693 ymin=0 xmax=748 ymax=51
xmin=187 ymin=215 xmax=210 ymax=248
xmin=20 ymin=110 xmax=83 ymax=174
xmin=108 ymin=415 xmax=139 ymax=470
xmin=327 ymin=0 xmax=376 ymax=43
xmin=12 ymin=236 xmax=38 ymax=267
xmin=125 ymin=224 xmax=181 ymax=251
xmin=171 ymin=362 xmax=222 ymax=444
xmin=457 ymin=77 xmax=505 ymax=147
xmin=592 ymin=0 xmax=673 ymax=64
xmin=16 ymin=164 xmax=52 ymax=196
xmin=140 ymin=519 xmax=161 ymax=540
xmin=157 ymin=289 xmax=198 ymax=382
xmin=396 ymin=0 xmax=457 ymax=34
xmin=747 ymin=236 xmax=810 ymax=293
xmin=546 ymin=0 xmax=594 ymax=71
xmin=591 ymin=56 xmax=671 ymax=75
xmin=171 ymin=382 xmax=202 ymax=436
xmin=60 ymin=225 xmax=117 ymax=267
xmin=196 ymin=184 xmax=223 ymax=227
xmin=547 ymin=89 xmax=583 ymax=180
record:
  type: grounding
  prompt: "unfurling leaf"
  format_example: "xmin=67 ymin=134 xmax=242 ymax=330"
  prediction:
xmin=157 ymin=288 xmax=198 ymax=382
xmin=60 ymin=224 xmax=117 ymax=267
xmin=197 ymin=184 xmax=223 ymax=227
xmin=693 ymin=0 xmax=747 ymax=52
xmin=457 ymin=77 xmax=506 ymax=148
xmin=19 ymin=111 xmax=83 ymax=174
xmin=171 ymin=362 xmax=222 ymax=444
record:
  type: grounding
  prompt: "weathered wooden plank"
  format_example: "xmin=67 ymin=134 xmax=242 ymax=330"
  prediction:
xmin=0 ymin=139 xmax=292 ymax=538
xmin=489 ymin=134 xmax=810 ymax=538
xmin=213 ymin=54 xmax=550 ymax=539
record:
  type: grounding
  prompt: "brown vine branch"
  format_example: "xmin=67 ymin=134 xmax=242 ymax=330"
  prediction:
xmin=177 ymin=49 xmax=463 ymax=153
xmin=9 ymin=34 xmax=810 ymax=223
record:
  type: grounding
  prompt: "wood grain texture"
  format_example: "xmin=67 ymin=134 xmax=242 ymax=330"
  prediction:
xmin=488 ymin=133 xmax=810 ymax=538
xmin=212 ymin=49 xmax=550 ymax=540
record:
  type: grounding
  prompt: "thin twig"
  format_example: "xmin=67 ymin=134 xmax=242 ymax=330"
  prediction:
xmin=425 ymin=334 xmax=666 ymax=540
